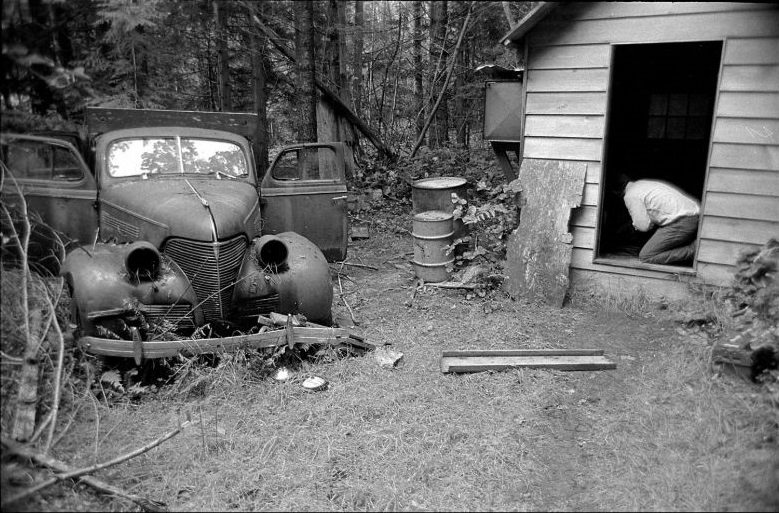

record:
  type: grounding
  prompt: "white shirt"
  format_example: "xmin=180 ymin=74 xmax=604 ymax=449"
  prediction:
xmin=624 ymin=180 xmax=700 ymax=232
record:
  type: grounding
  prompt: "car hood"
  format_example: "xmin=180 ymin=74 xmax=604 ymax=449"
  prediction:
xmin=101 ymin=178 xmax=260 ymax=242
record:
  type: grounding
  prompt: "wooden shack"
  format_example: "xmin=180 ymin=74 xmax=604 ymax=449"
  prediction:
xmin=500 ymin=2 xmax=779 ymax=299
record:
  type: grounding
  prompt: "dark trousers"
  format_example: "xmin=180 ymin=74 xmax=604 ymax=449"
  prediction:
xmin=639 ymin=215 xmax=699 ymax=265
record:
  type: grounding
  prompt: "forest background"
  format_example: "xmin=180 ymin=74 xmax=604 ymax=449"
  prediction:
xmin=1 ymin=0 xmax=535 ymax=166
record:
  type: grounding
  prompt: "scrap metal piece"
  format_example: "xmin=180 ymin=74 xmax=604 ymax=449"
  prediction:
xmin=302 ymin=376 xmax=328 ymax=392
xmin=440 ymin=349 xmax=616 ymax=374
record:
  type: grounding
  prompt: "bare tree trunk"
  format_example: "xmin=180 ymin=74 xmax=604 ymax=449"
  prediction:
xmin=455 ymin=2 xmax=467 ymax=148
xmin=502 ymin=1 xmax=515 ymax=27
xmin=412 ymin=1 xmax=472 ymax=158
xmin=336 ymin=1 xmax=349 ymax=105
xmin=413 ymin=0 xmax=424 ymax=142
xmin=252 ymin=14 xmax=395 ymax=159
xmin=352 ymin=0 xmax=364 ymax=115
xmin=294 ymin=0 xmax=317 ymax=142
xmin=378 ymin=5 xmax=404 ymax=133
xmin=428 ymin=0 xmax=449 ymax=148
xmin=251 ymin=17 xmax=268 ymax=173
xmin=326 ymin=0 xmax=340 ymax=91
xmin=214 ymin=0 xmax=232 ymax=111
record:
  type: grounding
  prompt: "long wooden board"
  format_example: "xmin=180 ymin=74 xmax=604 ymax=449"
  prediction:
xmin=440 ymin=349 xmax=616 ymax=374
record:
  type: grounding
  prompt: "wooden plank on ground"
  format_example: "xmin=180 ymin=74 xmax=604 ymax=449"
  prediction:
xmin=504 ymin=159 xmax=587 ymax=307
xmin=440 ymin=349 xmax=616 ymax=374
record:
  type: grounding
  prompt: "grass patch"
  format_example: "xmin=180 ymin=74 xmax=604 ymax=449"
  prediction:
xmin=3 ymin=210 xmax=778 ymax=512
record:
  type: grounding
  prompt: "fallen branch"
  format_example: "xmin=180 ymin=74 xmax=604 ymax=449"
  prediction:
xmin=338 ymin=273 xmax=359 ymax=326
xmin=425 ymin=282 xmax=477 ymax=290
xmin=249 ymin=12 xmax=395 ymax=160
xmin=1 ymin=419 xmax=191 ymax=508
xmin=1 ymin=437 xmax=169 ymax=512
xmin=332 ymin=261 xmax=378 ymax=271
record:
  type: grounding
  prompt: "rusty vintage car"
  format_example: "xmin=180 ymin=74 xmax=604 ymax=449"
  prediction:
xmin=0 ymin=108 xmax=349 ymax=361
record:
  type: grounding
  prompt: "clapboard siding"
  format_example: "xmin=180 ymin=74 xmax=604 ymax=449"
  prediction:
xmin=698 ymin=239 xmax=762 ymax=266
xmin=571 ymin=206 xmax=599 ymax=228
xmin=704 ymin=192 xmax=779 ymax=222
xmin=698 ymin=263 xmax=740 ymax=286
xmin=524 ymin=115 xmax=605 ymax=138
xmin=713 ymin=118 xmax=779 ymax=145
xmin=707 ymin=168 xmax=779 ymax=195
xmin=572 ymin=226 xmax=596 ymax=249
xmin=523 ymin=137 xmax=603 ymax=161
xmin=517 ymin=3 xmax=779 ymax=291
xmin=528 ymin=44 xmax=611 ymax=69
xmin=570 ymin=269 xmax=699 ymax=301
xmin=582 ymin=183 xmax=600 ymax=207
xmin=723 ymin=38 xmax=779 ymax=65
xmin=525 ymin=92 xmax=607 ymax=115
xmin=719 ymin=64 xmax=779 ymax=92
xmin=526 ymin=69 xmax=610 ymax=92
xmin=563 ymin=2 xmax=770 ymax=21
xmin=700 ymin=217 xmax=779 ymax=245
xmin=709 ymin=143 xmax=779 ymax=171
xmin=584 ymin=162 xmax=601 ymax=184
xmin=530 ymin=9 xmax=779 ymax=46
xmin=716 ymin=92 xmax=779 ymax=118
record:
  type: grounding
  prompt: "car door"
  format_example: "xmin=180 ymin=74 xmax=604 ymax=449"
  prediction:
xmin=260 ymin=142 xmax=348 ymax=261
xmin=1 ymin=134 xmax=99 ymax=252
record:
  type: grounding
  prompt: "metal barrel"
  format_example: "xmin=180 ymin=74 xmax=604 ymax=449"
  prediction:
xmin=411 ymin=210 xmax=455 ymax=283
xmin=411 ymin=176 xmax=468 ymax=243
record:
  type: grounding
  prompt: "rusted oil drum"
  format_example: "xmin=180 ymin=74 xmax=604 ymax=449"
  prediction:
xmin=411 ymin=210 xmax=455 ymax=283
xmin=411 ymin=176 xmax=468 ymax=242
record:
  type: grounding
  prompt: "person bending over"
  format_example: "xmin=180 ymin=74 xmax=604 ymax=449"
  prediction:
xmin=620 ymin=176 xmax=700 ymax=265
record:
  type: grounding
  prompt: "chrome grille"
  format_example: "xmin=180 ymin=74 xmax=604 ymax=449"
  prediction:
xmin=101 ymin=210 xmax=141 ymax=239
xmin=163 ymin=236 xmax=248 ymax=322
xmin=140 ymin=304 xmax=196 ymax=331
xmin=234 ymin=294 xmax=280 ymax=321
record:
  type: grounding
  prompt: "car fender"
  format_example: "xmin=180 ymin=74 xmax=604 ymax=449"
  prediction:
xmin=61 ymin=241 xmax=202 ymax=336
xmin=247 ymin=232 xmax=333 ymax=324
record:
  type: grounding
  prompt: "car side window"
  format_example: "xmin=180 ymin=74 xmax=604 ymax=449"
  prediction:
xmin=271 ymin=147 xmax=338 ymax=181
xmin=52 ymin=145 xmax=84 ymax=181
xmin=1 ymin=140 xmax=83 ymax=182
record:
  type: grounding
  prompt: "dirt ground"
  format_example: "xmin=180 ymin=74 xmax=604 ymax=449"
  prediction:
xmin=3 ymin=211 xmax=779 ymax=512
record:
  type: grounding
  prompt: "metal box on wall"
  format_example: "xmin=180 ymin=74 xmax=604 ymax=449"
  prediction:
xmin=483 ymin=80 xmax=524 ymax=142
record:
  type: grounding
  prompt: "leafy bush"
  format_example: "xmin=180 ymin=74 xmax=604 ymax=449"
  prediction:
xmin=353 ymin=146 xmax=522 ymax=286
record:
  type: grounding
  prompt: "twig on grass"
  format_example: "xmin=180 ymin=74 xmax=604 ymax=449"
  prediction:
xmin=1 ymin=436 xmax=169 ymax=512
xmin=425 ymin=282 xmax=478 ymax=290
xmin=333 ymin=260 xmax=378 ymax=271
xmin=1 ymin=418 xmax=192 ymax=508
xmin=338 ymin=273 xmax=359 ymax=326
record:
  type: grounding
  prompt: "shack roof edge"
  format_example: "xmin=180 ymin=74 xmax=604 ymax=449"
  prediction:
xmin=500 ymin=2 xmax=559 ymax=47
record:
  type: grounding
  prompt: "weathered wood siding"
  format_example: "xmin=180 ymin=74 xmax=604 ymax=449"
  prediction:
xmin=522 ymin=2 xmax=779 ymax=289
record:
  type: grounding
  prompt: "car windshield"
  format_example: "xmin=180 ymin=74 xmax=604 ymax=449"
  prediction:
xmin=107 ymin=137 xmax=248 ymax=178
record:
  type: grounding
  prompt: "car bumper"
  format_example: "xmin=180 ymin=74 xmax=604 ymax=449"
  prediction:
xmin=78 ymin=326 xmax=356 ymax=361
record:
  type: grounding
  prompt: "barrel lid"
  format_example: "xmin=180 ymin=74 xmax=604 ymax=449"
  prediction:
xmin=413 ymin=210 xmax=453 ymax=222
xmin=412 ymin=176 xmax=467 ymax=190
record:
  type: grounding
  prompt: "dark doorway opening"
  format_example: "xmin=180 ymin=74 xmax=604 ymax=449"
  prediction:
xmin=597 ymin=41 xmax=722 ymax=267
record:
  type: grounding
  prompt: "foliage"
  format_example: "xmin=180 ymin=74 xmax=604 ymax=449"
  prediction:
xmin=726 ymin=239 xmax=779 ymax=386
xmin=353 ymin=146 xmax=521 ymax=288
xmin=1 ymin=1 xmax=531 ymax=150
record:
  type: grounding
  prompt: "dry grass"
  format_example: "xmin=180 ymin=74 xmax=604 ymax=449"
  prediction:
xmin=3 ymin=216 xmax=778 ymax=512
